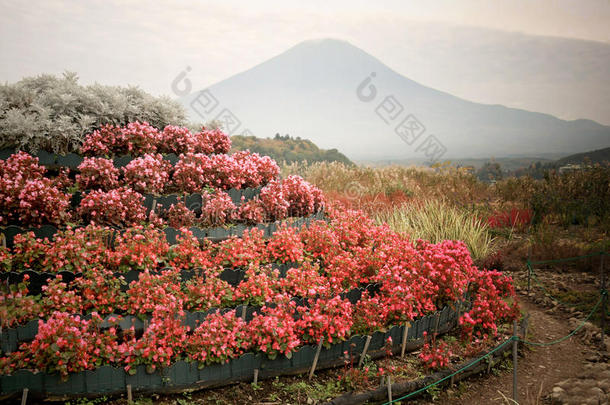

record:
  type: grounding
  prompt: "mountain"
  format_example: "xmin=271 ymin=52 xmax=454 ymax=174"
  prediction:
xmin=556 ymin=147 xmax=610 ymax=166
xmin=181 ymin=39 xmax=610 ymax=161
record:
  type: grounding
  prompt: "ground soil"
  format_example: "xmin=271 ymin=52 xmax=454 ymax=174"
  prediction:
xmin=421 ymin=296 xmax=590 ymax=405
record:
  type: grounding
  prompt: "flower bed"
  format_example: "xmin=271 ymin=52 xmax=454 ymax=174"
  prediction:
xmin=0 ymin=122 xmax=520 ymax=400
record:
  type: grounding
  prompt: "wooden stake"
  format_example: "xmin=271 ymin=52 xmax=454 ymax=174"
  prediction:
xmin=358 ymin=335 xmax=372 ymax=368
xmin=400 ymin=322 xmax=411 ymax=358
xmin=253 ymin=368 xmax=259 ymax=385
xmin=241 ymin=305 xmax=247 ymax=320
xmin=21 ymin=388 xmax=28 ymax=405
xmin=386 ymin=375 xmax=392 ymax=402
xmin=512 ymin=320 xmax=518 ymax=403
xmin=434 ymin=313 xmax=441 ymax=337
xmin=309 ymin=338 xmax=324 ymax=380
xmin=127 ymin=384 xmax=133 ymax=403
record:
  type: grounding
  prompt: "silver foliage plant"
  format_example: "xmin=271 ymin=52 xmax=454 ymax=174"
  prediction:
xmin=0 ymin=72 xmax=187 ymax=154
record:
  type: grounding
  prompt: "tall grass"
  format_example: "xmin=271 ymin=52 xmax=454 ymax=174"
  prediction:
xmin=375 ymin=200 xmax=494 ymax=262
xmin=282 ymin=161 xmax=490 ymax=207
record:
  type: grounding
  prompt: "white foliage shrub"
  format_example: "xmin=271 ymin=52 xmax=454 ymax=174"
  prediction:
xmin=0 ymin=72 xmax=186 ymax=154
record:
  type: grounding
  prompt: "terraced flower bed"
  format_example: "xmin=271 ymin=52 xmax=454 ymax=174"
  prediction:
xmin=0 ymin=123 xmax=519 ymax=400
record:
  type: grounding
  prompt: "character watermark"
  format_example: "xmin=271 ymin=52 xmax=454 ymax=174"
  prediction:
xmin=171 ymin=67 xmax=252 ymax=136
xmin=356 ymin=72 xmax=447 ymax=162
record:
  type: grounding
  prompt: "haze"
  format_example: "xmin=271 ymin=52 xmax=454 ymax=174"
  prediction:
xmin=1 ymin=0 xmax=609 ymax=126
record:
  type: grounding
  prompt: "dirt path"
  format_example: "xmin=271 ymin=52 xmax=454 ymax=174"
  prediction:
xmin=421 ymin=296 xmax=592 ymax=405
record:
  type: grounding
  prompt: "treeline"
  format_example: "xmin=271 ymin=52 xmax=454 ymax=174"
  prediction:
xmin=231 ymin=133 xmax=353 ymax=165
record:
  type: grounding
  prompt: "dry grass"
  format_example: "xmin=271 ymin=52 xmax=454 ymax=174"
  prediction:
xmin=374 ymin=200 xmax=494 ymax=261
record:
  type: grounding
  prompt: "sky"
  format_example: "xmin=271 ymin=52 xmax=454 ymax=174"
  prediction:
xmin=1 ymin=0 xmax=609 ymax=123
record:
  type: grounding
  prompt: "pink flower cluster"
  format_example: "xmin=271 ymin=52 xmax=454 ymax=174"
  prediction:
xmin=122 ymin=154 xmax=171 ymax=194
xmin=171 ymin=151 xmax=279 ymax=192
xmin=0 ymin=152 xmax=71 ymax=226
xmin=81 ymin=123 xmax=231 ymax=157
xmin=76 ymin=157 xmax=120 ymax=191
xmin=418 ymin=332 xmax=453 ymax=370
xmin=0 ymin=208 xmax=520 ymax=376
xmin=78 ymin=187 xmax=147 ymax=227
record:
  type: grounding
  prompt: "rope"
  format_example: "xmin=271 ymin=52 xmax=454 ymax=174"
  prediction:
xmin=382 ymin=338 xmax=514 ymax=404
xmin=518 ymin=293 xmax=603 ymax=347
xmin=383 ymin=290 xmax=606 ymax=404
xmin=383 ymin=251 xmax=607 ymax=404
xmin=527 ymin=263 xmax=580 ymax=307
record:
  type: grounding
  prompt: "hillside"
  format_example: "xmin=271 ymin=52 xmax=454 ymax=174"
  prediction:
xmin=231 ymin=134 xmax=353 ymax=165
xmin=556 ymin=146 xmax=610 ymax=166
xmin=181 ymin=39 xmax=610 ymax=161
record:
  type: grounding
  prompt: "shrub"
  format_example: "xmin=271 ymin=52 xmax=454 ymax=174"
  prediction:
xmin=76 ymin=157 xmax=120 ymax=191
xmin=296 ymin=296 xmax=353 ymax=345
xmin=5 ymin=312 xmax=120 ymax=379
xmin=172 ymin=153 xmax=210 ymax=194
xmin=248 ymin=297 xmax=300 ymax=359
xmin=184 ymin=269 xmax=234 ymax=311
xmin=259 ymin=179 xmax=289 ymax=221
xmin=282 ymin=175 xmax=316 ymax=217
xmin=163 ymin=202 xmax=196 ymax=228
xmin=78 ymin=187 xmax=146 ymax=227
xmin=213 ymin=228 xmax=266 ymax=268
xmin=201 ymin=128 xmax=231 ymax=154
xmin=122 ymin=300 xmax=188 ymax=373
xmin=0 ymin=275 xmax=42 ymax=328
xmin=159 ymin=125 xmax=210 ymax=155
xmin=299 ymin=220 xmax=341 ymax=264
xmin=237 ymin=197 xmax=266 ymax=224
xmin=0 ymin=72 xmax=185 ymax=154
xmin=232 ymin=150 xmax=280 ymax=188
xmin=266 ymin=224 xmax=304 ymax=264
xmin=187 ymin=310 xmax=250 ymax=365
xmin=418 ymin=332 xmax=453 ymax=370
xmin=80 ymin=124 xmax=125 ymax=156
xmin=18 ymin=179 xmax=72 ymax=226
xmin=122 ymin=153 xmax=171 ymax=194
xmin=199 ymin=191 xmax=236 ymax=227
xmin=0 ymin=152 xmax=47 ymax=224
xmin=486 ymin=207 xmax=533 ymax=230
xmin=111 ymin=226 xmax=169 ymax=272
xmin=41 ymin=225 xmax=113 ymax=273
xmin=166 ymin=229 xmax=213 ymax=270
xmin=120 ymin=121 xmax=161 ymax=155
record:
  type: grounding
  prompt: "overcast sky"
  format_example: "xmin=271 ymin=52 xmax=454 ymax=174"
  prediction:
xmin=1 ymin=0 xmax=609 ymax=122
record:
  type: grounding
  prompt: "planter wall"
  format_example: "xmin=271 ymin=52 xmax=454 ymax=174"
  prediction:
xmin=0 ymin=281 xmax=396 ymax=353
xmin=0 ymin=303 xmax=463 ymax=399
xmin=0 ymin=209 xmax=325 ymax=249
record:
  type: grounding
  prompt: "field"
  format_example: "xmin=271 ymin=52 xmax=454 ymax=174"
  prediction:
xmin=0 ymin=122 xmax=608 ymax=405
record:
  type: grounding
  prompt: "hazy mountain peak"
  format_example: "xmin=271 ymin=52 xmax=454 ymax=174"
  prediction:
xmin=182 ymin=39 xmax=610 ymax=161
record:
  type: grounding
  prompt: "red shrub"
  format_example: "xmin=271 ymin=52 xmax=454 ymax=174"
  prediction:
xmin=122 ymin=153 xmax=171 ymax=194
xmin=78 ymin=187 xmax=146 ymax=227
xmin=76 ymin=157 xmax=120 ymax=191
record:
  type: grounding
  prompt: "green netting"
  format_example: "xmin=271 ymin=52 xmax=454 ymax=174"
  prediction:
xmin=384 ymin=288 xmax=606 ymax=404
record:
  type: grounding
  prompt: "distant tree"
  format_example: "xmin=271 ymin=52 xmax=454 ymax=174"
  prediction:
xmin=477 ymin=161 xmax=503 ymax=182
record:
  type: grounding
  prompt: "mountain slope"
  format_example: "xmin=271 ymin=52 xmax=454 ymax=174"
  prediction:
xmin=231 ymin=134 xmax=353 ymax=165
xmin=556 ymin=147 xmax=610 ymax=166
xmin=181 ymin=39 xmax=610 ymax=161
